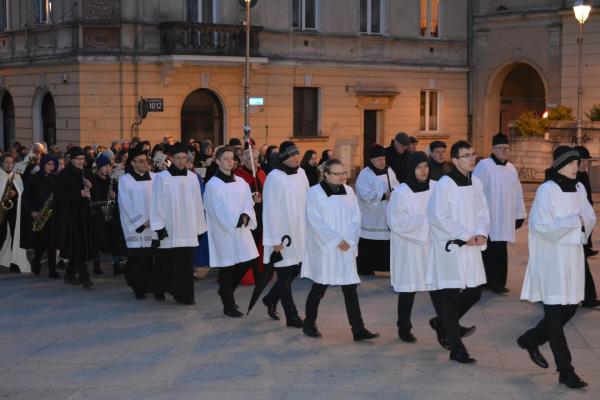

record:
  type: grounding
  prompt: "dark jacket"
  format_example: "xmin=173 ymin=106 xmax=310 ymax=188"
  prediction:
xmin=53 ymin=163 xmax=94 ymax=261
xmin=90 ymin=173 xmax=127 ymax=256
xmin=20 ymin=172 xmax=55 ymax=249
xmin=429 ymin=158 xmax=452 ymax=181
xmin=385 ymin=145 xmax=408 ymax=183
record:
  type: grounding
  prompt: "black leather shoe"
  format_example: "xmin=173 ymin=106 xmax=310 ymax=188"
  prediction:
xmin=177 ymin=299 xmax=195 ymax=306
xmin=224 ymin=308 xmax=244 ymax=318
xmin=581 ymin=299 xmax=600 ymax=308
xmin=352 ymin=327 xmax=380 ymax=341
xmin=303 ymin=324 xmax=322 ymax=338
xmin=286 ymin=317 xmax=304 ymax=328
xmin=398 ymin=330 xmax=417 ymax=343
xmin=460 ymin=325 xmax=477 ymax=338
xmin=31 ymin=262 xmax=41 ymax=276
xmin=429 ymin=317 xmax=450 ymax=350
xmin=559 ymin=371 xmax=588 ymax=389
xmin=517 ymin=336 xmax=549 ymax=369
xmin=153 ymin=293 xmax=166 ymax=301
xmin=450 ymin=348 xmax=476 ymax=364
xmin=492 ymin=287 xmax=510 ymax=294
xmin=48 ymin=271 xmax=61 ymax=280
xmin=589 ymin=249 xmax=599 ymax=257
xmin=9 ymin=264 xmax=21 ymax=273
xmin=64 ymin=276 xmax=80 ymax=286
xmin=93 ymin=261 xmax=102 ymax=275
xmin=81 ymin=280 xmax=94 ymax=290
xmin=262 ymin=297 xmax=280 ymax=320
xmin=113 ymin=263 xmax=123 ymax=277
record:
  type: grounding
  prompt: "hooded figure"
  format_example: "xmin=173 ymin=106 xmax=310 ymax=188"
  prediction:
xmin=387 ymin=151 xmax=436 ymax=342
xmin=519 ymin=146 xmax=595 ymax=389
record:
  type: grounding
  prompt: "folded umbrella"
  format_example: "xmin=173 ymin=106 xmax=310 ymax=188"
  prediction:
xmin=445 ymin=239 xmax=467 ymax=252
xmin=247 ymin=235 xmax=291 ymax=315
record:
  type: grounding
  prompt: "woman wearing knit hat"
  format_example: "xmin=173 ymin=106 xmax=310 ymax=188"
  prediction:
xmin=518 ymin=146 xmax=596 ymax=389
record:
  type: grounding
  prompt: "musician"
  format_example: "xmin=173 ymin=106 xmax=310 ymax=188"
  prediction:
xmin=89 ymin=155 xmax=126 ymax=276
xmin=21 ymin=155 xmax=60 ymax=278
xmin=118 ymin=147 xmax=156 ymax=299
xmin=54 ymin=146 xmax=94 ymax=289
xmin=0 ymin=154 xmax=30 ymax=273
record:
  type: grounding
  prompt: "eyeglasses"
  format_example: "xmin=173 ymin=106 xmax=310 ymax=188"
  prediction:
xmin=326 ymin=171 xmax=348 ymax=176
xmin=456 ymin=153 xmax=477 ymax=159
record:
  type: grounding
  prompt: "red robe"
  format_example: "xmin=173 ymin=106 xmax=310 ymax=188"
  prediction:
xmin=234 ymin=166 xmax=267 ymax=285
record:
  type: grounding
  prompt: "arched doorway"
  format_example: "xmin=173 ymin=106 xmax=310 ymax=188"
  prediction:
xmin=180 ymin=89 xmax=224 ymax=145
xmin=499 ymin=64 xmax=546 ymax=134
xmin=480 ymin=62 xmax=547 ymax=154
xmin=41 ymin=93 xmax=56 ymax=146
xmin=0 ymin=91 xmax=15 ymax=151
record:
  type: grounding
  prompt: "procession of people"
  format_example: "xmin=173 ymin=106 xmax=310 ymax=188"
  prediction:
xmin=0 ymin=132 xmax=598 ymax=390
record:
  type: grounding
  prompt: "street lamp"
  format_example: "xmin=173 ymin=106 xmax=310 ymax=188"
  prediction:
xmin=573 ymin=0 xmax=591 ymax=145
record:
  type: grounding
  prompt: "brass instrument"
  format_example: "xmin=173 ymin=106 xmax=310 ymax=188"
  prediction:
xmin=101 ymin=176 xmax=116 ymax=223
xmin=31 ymin=193 xmax=54 ymax=232
xmin=0 ymin=172 xmax=17 ymax=226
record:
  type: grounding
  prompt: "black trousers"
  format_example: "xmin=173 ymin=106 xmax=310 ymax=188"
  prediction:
xmin=430 ymin=286 xmax=482 ymax=352
xmin=584 ymin=258 xmax=598 ymax=303
xmin=521 ymin=304 xmax=578 ymax=374
xmin=482 ymin=240 xmax=508 ymax=290
xmin=263 ymin=264 xmax=301 ymax=321
xmin=33 ymin=246 xmax=57 ymax=274
xmin=217 ymin=260 xmax=254 ymax=311
xmin=397 ymin=292 xmax=416 ymax=334
xmin=305 ymin=282 xmax=364 ymax=330
xmin=65 ymin=258 xmax=90 ymax=282
xmin=124 ymin=251 xmax=154 ymax=295
xmin=154 ymin=247 xmax=195 ymax=302
xmin=357 ymin=238 xmax=390 ymax=274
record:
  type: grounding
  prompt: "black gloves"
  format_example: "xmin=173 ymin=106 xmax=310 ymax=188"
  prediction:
xmin=156 ymin=228 xmax=168 ymax=240
xmin=515 ymin=219 xmax=524 ymax=230
xmin=135 ymin=224 xmax=146 ymax=233
xmin=236 ymin=213 xmax=250 ymax=228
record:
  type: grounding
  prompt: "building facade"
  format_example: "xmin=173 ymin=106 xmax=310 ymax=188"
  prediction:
xmin=471 ymin=0 xmax=600 ymax=156
xmin=0 ymin=0 xmax=469 ymax=172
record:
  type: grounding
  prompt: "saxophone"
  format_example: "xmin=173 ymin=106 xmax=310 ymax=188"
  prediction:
xmin=101 ymin=177 xmax=116 ymax=223
xmin=0 ymin=172 xmax=16 ymax=227
xmin=31 ymin=193 xmax=54 ymax=232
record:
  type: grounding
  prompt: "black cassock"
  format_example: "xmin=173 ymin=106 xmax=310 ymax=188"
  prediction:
xmin=89 ymin=174 xmax=127 ymax=257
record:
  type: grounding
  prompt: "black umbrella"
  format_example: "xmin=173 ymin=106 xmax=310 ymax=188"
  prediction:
xmin=247 ymin=235 xmax=292 ymax=315
xmin=445 ymin=239 xmax=467 ymax=252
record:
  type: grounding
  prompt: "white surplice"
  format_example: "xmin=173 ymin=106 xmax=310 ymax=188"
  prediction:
xmin=521 ymin=181 xmax=596 ymax=305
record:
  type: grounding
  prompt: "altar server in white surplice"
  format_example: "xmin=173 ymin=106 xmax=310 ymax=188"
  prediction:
xmin=426 ymin=140 xmax=489 ymax=364
xmin=205 ymin=146 xmax=259 ymax=318
xmin=387 ymin=151 xmax=435 ymax=343
xmin=518 ymin=146 xmax=595 ymax=390
xmin=301 ymin=158 xmax=380 ymax=342
xmin=473 ymin=133 xmax=526 ymax=294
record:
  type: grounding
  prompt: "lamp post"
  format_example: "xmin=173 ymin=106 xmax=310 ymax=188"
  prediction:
xmin=574 ymin=0 xmax=591 ymax=145
xmin=243 ymin=0 xmax=251 ymax=141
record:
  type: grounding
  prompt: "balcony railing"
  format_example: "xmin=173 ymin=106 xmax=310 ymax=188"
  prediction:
xmin=159 ymin=22 xmax=262 ymax=57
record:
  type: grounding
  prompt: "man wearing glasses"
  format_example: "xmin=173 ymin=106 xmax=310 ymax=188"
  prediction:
xmin=427 ymin=140 xmax=490 ymax=364
xmin=473 ymin=133 xmax=526 ymax=295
